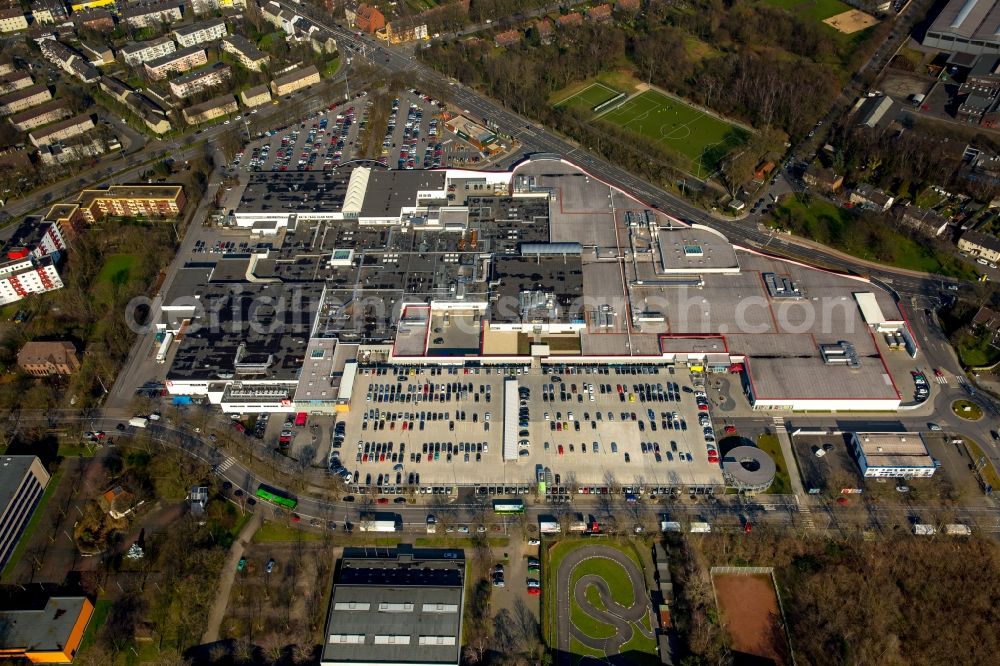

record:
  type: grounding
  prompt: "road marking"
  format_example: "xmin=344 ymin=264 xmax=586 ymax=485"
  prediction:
xmin=216 ymin=457 xmax=236 ymax=474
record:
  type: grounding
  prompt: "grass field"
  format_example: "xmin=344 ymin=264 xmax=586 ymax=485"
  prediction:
xmin=570 ymin=557 xmax=636 ymax=607
xmin=762 ymin=0 xmax=851 ymax=21
xmin=770 ymin=196 xmax=979 ymax=279
xmin=555 ymin=82 xmax=622 ymax=113
xmin=252 ymin=521 xmax=325 ymax=543
xmin=96 ymin=253 xmax=138 ymax=286
xmin=952 ymin=399 xmax=983 ymax=421
xmin=598 ymin=89 xmax=748 ymax=177
xmin=756 ymin=434 xmax=793 ymax=495
xmin=964 ymin=437 xmax=1000 ymax=491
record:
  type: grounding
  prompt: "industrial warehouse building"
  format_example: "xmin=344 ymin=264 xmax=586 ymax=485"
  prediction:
xmin=924 ymin=0 xmax=1000 ymax=55
xmin=850 ymin=432 xmax=937 ymax=478
xmin=0 ymin=456 xmax=50 ymax=570
xmin=320 ymin=546 xmax=466 ymax=666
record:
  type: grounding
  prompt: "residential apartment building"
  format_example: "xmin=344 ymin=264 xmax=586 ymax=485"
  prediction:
xmin=0 ymin=85 xmax=52 ymax=117
xmin=384 ymin=19 xmax=427 ymax=44
xmin=240 ymin=83 xmax=271 ymax=107
xmin=270 ymin=64 xmax=320 ymax=97
xmin=37 ymin=39 xmax=100 ymax=84
xmin=958 ymin=229 xmax=1000 ymax=262
xmin=28 ymin=113 xmax=94 ymax=147
xmin=79 ymin=41 xmax=114 ymax=66
xmin=8 ymin=100 xmax=70 ymax=132
xmin=0 ymin=594 xmax=94 ymax=665
xmin=182 ymin=94 xmax=237 ymax=123
xmin=76 ymin=184 xmax=186 ymax=222
xmin=190 ymin=0 xmax=246 ymax=13
xmin=0 ymin=71 xmax=32 ymax=95
xmin=0 ymin=255 xmax=63 ymax=305
xmin=173 ymin=17 xmax=227 ymax=48
xmin=588 ymin=3 xmax=612 ymax=22
xmin=802 ymin=164 xmax=843 ymax=192
xmin=70 ymin=0 xmax=116 ymax=10
xmin=169 ymin=62 xmax=230 ymax=98
xmin=0 ymin=456 xmax=50 ymax=570
xmin=121 ymin=36 xmax=176 ymax=67
xmin=349 ymin=3 xmax=385 ymax=33
xmin=0 ymin=8 xmax=28 ymax=33
xmin=73 ymin=8 xmax=114 ymax=31
xmin=849 ymin=184 xmax=895 ymax=212
xmin=17 ymin=341 xmax=80 ymax=376
xmin=123 ymin=1 xmax=184 ymax=29
xmin=144 ymin=46 xmax=208 ymax=81
xmin=221 ymin=34 xmax=270 ymax=71
xmin=494 ymin=29 xmax=520 ymax=48
xmin=30 ymin=0 xmax=69 ymax=25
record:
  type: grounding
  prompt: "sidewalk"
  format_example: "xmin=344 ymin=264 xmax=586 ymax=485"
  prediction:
xmin=201 ymin=511 xmax=261 ymax=644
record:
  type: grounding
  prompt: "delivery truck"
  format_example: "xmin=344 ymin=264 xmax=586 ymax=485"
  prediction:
xmin=359 ymin=512 xmax=399 ymax=532
xmin=128 ymin=417 xmax=149 ymax=428
xmin=539 ymin=518 xmax=561 ymax=534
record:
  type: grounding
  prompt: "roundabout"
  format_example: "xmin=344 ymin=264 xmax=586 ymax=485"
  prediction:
xmin=554 ymin=544 xmax=656 ymax=665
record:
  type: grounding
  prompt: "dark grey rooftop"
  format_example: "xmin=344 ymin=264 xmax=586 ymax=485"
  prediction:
xmin=166 ymin=281 xmax=324 ymax=383
xmin=322 ymin=547 xmax=465 ymax=665
xmin=489 ymin=255 xmax=584 ymax=324
xmin=237 ymin=171 xmax=353 ymax=216
xmin=0 ymin=456 xmax=41 ymax=514
xmin=358 ymin=170 xmax=447 ymax=219
xmin=0 ymin=596 xmax=91 ymax=653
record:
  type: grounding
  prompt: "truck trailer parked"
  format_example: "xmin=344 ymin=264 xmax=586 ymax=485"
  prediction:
xmin=128 ymin=417 xmax=149 ymax=428
xmin=359 ymin=512 xmax=400 ymax=532
xmin=539 ymin=518 xmax=561 ymax=534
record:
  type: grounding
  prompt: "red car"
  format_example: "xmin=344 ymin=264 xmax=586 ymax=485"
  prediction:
xmin=291 ymin=514 xmax=301 ymax=522
xmin=527 ymin=587 xmax=540 ymax=596
xmin=376 ymin=498 xmax=389 ymax=505
xmin=933 ymin=368 xmax=944 ymax=377
xmin=558 ymin=445 xmax=564 ymax=455
xmin=294 ymin=412 xmax=307 ymax=427
xmin=232 ymin=422 xmax=246 ymax=434
xmin=724 ymin=425 xmax=737 ymax=434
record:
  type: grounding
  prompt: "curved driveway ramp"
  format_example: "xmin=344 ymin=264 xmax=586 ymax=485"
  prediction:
xmin=556 ymin=544 xmax=655 ymax=665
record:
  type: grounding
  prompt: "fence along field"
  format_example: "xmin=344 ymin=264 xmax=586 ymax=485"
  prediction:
xmin=554 ymin=82 xmax=623 ymax=114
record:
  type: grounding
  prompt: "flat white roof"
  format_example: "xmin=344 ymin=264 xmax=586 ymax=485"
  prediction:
xmin=503 ymin=379 xmax=519 ymax=461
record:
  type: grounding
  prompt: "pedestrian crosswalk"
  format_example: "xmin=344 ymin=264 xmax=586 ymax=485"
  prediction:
xmin=215 ymin=457 xmax=236 ymax=474
xmin=934 ymin=374 xmax=948 ymax=385
xmin=772 ymin=416 xmax=786 ymax=432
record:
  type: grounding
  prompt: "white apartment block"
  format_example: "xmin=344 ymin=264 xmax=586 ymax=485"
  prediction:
xmin=144 ymin=46 xmax=207 ymax=81
xmin=121 ymin=37 xmax=176 ymax=66
xmin=173 ymin=18 xmax=227 ymax=48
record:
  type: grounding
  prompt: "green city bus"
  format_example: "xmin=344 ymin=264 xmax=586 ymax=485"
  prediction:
xmin=256 ymin=484 xmax=298 ymax=509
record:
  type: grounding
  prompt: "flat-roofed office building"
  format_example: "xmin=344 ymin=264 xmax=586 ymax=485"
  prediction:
xmin=321 ymin=546 xmax=465 ymax=666
xmin=0 ymin=456 xmax=50 ymax=570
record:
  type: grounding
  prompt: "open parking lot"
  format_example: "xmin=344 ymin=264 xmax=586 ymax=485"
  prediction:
xmin=333 ymin=365 xmax=725 ymax=496
xmin=237 ymin=102 xmax=368 ymax=173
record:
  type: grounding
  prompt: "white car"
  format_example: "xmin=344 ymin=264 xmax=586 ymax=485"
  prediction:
xmin=527 ymin=539 xmax=540 ymax=546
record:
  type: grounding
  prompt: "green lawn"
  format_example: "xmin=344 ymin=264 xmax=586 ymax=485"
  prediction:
xmin=96 ymin=254 xmax=138 ymax=286
xmin=952 ymin=399 xmax=983 ymax=421
xmin=555 ymin=82 xmax=621 ymax=113
xmin=770 ymin=196 xmax=979 ymax=279
xmin=756 ymin=434 xmax=793 ymax=495
xmin=762 ymin=0 xmax=852 ymax=21
xmin=570 ymin=557 xmax=636 ymax=608
xmin=598 ymin=89 xmax=748 ymax=177
xmin=570 ymin=592 xmax=617 ymax=640
xmin=965 ymin=437 xmax=1000 ymax=491
xmin=1 ymin=466 xmax=65 ymax=580
xmin=570 ymin=636 xmax=606 ymax=662
xmin=77 ymin=599 xmax=112 ymax=655
xmin=252 ymin=520 xmax=325 ymax=543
